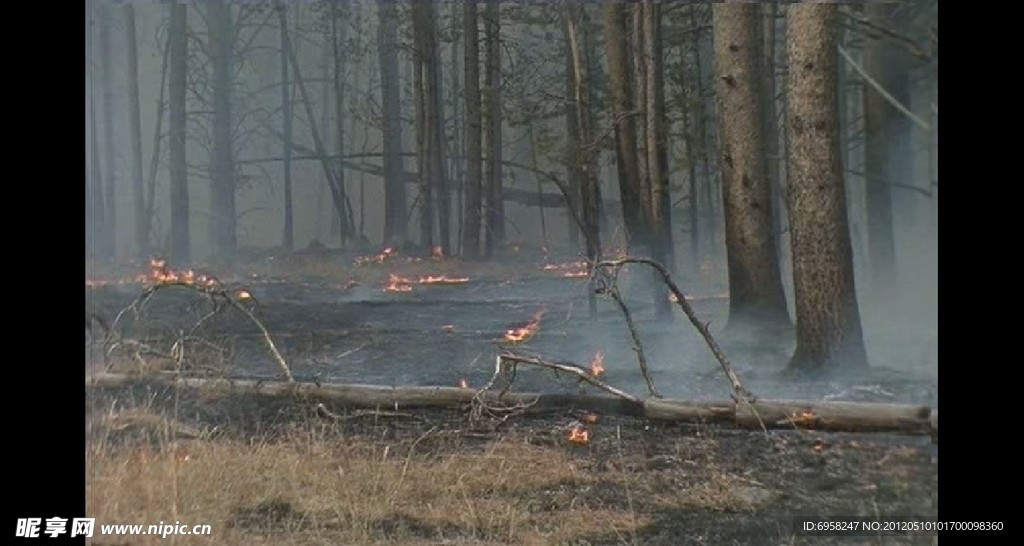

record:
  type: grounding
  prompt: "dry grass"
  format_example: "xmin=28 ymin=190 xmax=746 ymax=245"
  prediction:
xmin=85 ymin=404 xmax=777 ymax=546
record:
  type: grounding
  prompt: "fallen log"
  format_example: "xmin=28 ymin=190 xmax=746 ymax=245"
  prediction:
xmin=87 ymin=373 xmax=936 ymax=438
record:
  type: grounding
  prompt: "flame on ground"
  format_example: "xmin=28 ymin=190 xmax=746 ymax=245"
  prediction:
xmin=568 ymin=426 xmax=589 ymax=445
xmin=542 ymin=260 xmax=589 ymax=279
xmin=458 ymin=378 xmax=469 ymax=389
xmin=383 ymin=273 xmax=414 ymax=292
xmin=418 ymin=275 xmax=470 ymax=284
xmin=589 ymin=351 xmax=606 ymax=378
xmin=355 ymin=247 xmax=397 ymax=265
xmin=442 ymin=324 xmax=456 ymax=333
xmin=139 ymin=258 xmax=220 ymax=289
xmin=503 ymin=308 xmax=545 ymax=343
xmin=236 ymin=289 xmax=252 ymax=300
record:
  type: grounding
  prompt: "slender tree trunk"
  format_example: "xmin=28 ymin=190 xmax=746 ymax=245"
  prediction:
xmin=87 ymin=2 xmax=106 ymax=261
xmin=762 ymin=3 xmax=784 ymax=268
xmin=450 ymin=4 xmax=464 ymax=254
xmin=99 ymin=3 xmax=117 ymax=259
xmin=712 ymin=3 xmax=790 ymax=332
xmin=124 ymin=4 xmax=148 ymax=260
xmin=331 ymin=0 xmax=351 ymax=246
xmin=483 ymin=1 xmax=504 ymax=257
xmin=413 ymin=3 xmax=432 ymax=249
xmin=563 ymin=37 xmax=581 ymax=248
xmin=785 ymin=3 xmax=867 ymax=371
xmin=427 ymin=3 xmax=450 ymax=254
xmin=642 ymin=0 xmax=673 ymax=318
xmin=378 ymin=1 xmax=406 ymax=246
xmin=632 ymin=4 xmax=651 ymax=225
xmin=603 ymin=3 xmax=647 ymax=253
xmin=209 ymin=0 xmax=236 ymax=258
xmin=690 ymin=5 xmax=713 ymax=270
xmin=280 ymin=4 xmax=293 ymax=250
xmin=680 ymin=44 xmax=700 ymax=278
xmin=168 ymin=2 xmax=190 ymax=264
xmin=863 ymin=3 xmax=897 ymax=294
xmin=462 ymin=2 xmax=482 ymax=258
xmin=564 ymin=3 xmax=601 ymax=315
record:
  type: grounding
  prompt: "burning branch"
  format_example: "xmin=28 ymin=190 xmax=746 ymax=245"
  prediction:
xmin=105 ymin=259 xmax=295 ymax=382
xmin=497 ymin=350 xmax=640 ymax=403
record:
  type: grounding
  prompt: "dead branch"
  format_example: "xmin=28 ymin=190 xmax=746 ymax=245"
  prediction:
xmin=593 ymin=268 xmax=661 ymax=398
xmin=497 ymin=350 xmax=640 ymax=403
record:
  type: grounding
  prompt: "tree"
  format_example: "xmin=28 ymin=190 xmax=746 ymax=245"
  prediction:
xmin=641 ymin=0 xmax=673 ymax=275
xmin=168 ymin=1 xmax=191 ymax=264
xmin=462 ymin=1 xmax=483 ymax=258
xmin=280 ymin=3 xmax=294 ymax=250
xmin=377 ymin=1 xmax=406 ymax=246
xmin=124 ymin=4 xmax=148 ymax=259
xmin=208 ymin=0 xmax=237 ymax=257
xmin=711 ymin=2 xmax=790 ymax=331
xmin=784 ymin=3 xmax=867 ymax=371
xmin=331 ymin=0 xmax=353 ymax=246
xmin=86 ymin=0 xmax=107 ymax=261
xmin=603 ymin=2 xmax=647 ymax=254
xmin=412 ymin=2 xmax=433 ymax=249
xmin=483 ymin=1 xmax=504 ymax=257
xmin=99 ymin=2 xmax=117 ymax=258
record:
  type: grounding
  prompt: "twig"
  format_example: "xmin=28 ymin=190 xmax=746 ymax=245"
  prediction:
xmin=498 ymin=350 xmax=640 ymax=403
xmin=595 ymin=257 xmax=768 ymax=435
xmin=837 ymin=45 xmax=930 ymax=131
xmin=595 ymin=268 xmax=661 ymax=398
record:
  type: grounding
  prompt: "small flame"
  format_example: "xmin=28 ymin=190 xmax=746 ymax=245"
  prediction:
xmin=141 ymin=258 xmax=219 ymax=289
xmin=418 ymin=275 xmax=470 ymax=284
xmin=356 ymin=247 xmax=397 ymax=266
xmin=431 ymin=245 xmax=444 ymax=260
xmin=383 ymin=273 xmax=414 ymax=292
xmin=458 ymin=378 xmax=469 ymax=389
xmin=589 ymin=351 xmax=606 ymax=378
xmin=503 ymin=308 xmax=545 ymax=343
xmin=568 ymin=426 xmax=589 ymax=445
xmin=442 ymin=324 xmax=456 ymax=333
xmin=237 ymin=289 xmax=252 ymax=300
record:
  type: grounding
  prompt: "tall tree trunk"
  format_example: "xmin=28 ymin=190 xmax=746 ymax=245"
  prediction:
xmin=603 ymin=3 xmax=647 ymax=253
xmin=413 ymin=3 xmax=432 ymax=249
xmin=124 ymin=4 xmax=148 ymax=260
xmin=331 ymin=0 xmax=351 ymax=246
xmin=642 ymin=0 xmax=672 ymax=318
xmin=208 ymin=0 xmax=236 ymax=258
xmin=762 ymin=3 xmax=785 ymax=268
xmin=427 ymin=2 xmax=450 ymax=254
xmin=462 ymin=2 xmax=482 ymax=258
xmin=785 ymin=3 xmax=867 ymax=371
xmin=99 ymin=3 xmax=117 ymax=259
xmin=168 ymin=2 xmax=191 ymax=264
xmin=862 ymin=3 xmax=897 ymax=294
xmin=563 ymin=37 xmax=581 ymax=248
xmin=632 ymin=4 xmax=651 ymax=224
xmin=680 ymin=44 xmax=700 ymax=278
xmin=87 ymin=2 xmax=106 ymax=261
xmin=690 ymin=5 xmax=713 ymax=270
xmin=711 ymin=3 xmax=790 ymax=332
xmin=565 ymin=3 xmax=601 ymax=315
xmin=378 ymin=1 xmax=406 ymax=246
xmin=449 ymin=4 xmax=464 ymax=254
xmin=280 ymin=4 xmax=294 ymax=250
xmin=483 ymin=1 xmax=504 ymax=257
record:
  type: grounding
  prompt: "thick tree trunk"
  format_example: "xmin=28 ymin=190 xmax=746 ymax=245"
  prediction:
xmin=462 ymin=2 xmax=483 ymax=258
xmin=124 ymin=4 xmax=148 ymax=260
xmin=280 ymin=6 xmax=294 ymax=250
xmin=862 ymin=3 xmax=897 ymax=295
xmin=711 ymin=3 xmax=790 ymax=331
xmin=762 ymin=3 xmax=785 ymax=269
xmin=642 ymin=0 xmax=672 ymax=318
xmin=208 ymin=0 xmax=236 ymax=258
xmin=483 ymin=1 xmax=504 ymax=257
xmin=168 ymin=2 xmax=191 ymax=264
xmin=603 ymin=3 xmax=647 ymax=253
xmin=378 ymin=1 xmax=406 ymax=246
xmin=784 ymin=4 xmax=867 ymax=371
xmin=99 ymin=3 xmax=117 ymax=259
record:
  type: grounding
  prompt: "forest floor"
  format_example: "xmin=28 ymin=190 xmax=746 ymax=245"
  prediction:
xmin=85 ymin=247 xmax=938 ymax=544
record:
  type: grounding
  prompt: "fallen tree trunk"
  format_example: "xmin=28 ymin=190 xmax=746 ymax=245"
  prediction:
xmin=87 ymin=373 xmax=936 ymax=437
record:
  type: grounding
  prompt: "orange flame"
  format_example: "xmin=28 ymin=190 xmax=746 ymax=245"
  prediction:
xmin=568 ymin=426 xmax=589 ymax=445
xmin=418 ymin=275 xmax=470 ymax=284
xmin=140 ymin=258 xmax=219 ymax=289
xmin=356 ymin=247 xmax=397 ymax=265
xmin=503 ymin=308 xmax=545 ymax=343
xmin=237 ymin=289 xmax=252 ymax=300
xmin=383 ymin=273 xmax=414 ymax=292
xmin=589 ymin=351 xmax=605 ymax=378
xmin=458 ymin=378 xmax=469 ymax=389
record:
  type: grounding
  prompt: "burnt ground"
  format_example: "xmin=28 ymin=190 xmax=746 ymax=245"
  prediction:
xmin=85 ymin=253 xmax=938 ymax=545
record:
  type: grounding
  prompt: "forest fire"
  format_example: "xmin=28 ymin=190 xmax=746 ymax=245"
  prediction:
xmin=588 ymin=351 xmax=606 ymax=377
xmin=502 ymin=308 xmax=545 ymax=343
xmin=541 ymin=260 xmax=589 ymax=278
xmin=418 ymin=274 xmax=470 ymax=284
xmin=383 ymin=273 xmax=414 ymax=292
xmin=383 ymin=273 xmax=470 ymax=292
xmin=138 ymin=258 xmax=219 ymax=289
xmin=355 ymin=246 xmax=397 ymax=265
xmin=567 ymin=426 xmax=589 ymax=445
